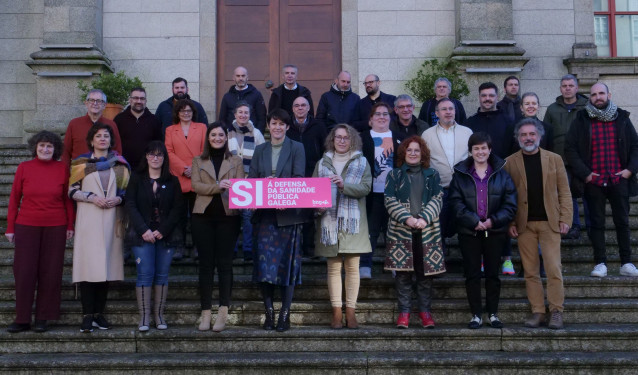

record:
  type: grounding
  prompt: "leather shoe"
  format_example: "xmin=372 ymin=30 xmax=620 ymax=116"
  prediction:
xmin=263 ymin=308 xmax=275 ymax=330
xmin=524 ymin=313 xmax=545 ymax=328
xmin=33 ymin=320 xmax=48 ymax=333
xmin=547 ymin=310 xmax=563 ymax=329
xmin=276 ymin=309 xmax=290 ymax=332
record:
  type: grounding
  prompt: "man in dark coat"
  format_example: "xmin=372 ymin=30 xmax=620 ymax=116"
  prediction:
xmin=114 ymin=87 xmax=162 ymax=170
xmin=565 ymin=82 xmax=638 ymax=278
xmin=155 ymin=77 xmax=208 ymax=134
xmin=268 ymin=64 xmax=314 ymax=119
xmin=389 ymin=94 xmax=429 ymax=137
xmin=218 ymin=66 xmax=267 ymax=132
xmin=496 ymin=76 xmax=523 ymax=124
xmin=417 ymin=77 xmax=467 ymax=126
xmin=353 ymin=74 xmax=396 ymax=131
xmin=315 ymin=71 xmax=360 ymax=132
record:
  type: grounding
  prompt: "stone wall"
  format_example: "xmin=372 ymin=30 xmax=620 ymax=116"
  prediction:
xmin=0 ymin=1 xmax=43 ymax=143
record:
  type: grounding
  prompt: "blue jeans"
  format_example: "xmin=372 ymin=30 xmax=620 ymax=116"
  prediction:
xmin=132 ymin=241 xmax=174 ymax=287
xmin=235 ymin=210 xmax=253 ymax=257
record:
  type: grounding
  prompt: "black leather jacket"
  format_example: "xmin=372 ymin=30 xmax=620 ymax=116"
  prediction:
xmin=448 ymin=154 xmax=517 ymax=235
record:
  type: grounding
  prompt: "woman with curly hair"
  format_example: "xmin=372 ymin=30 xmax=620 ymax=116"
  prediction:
xmin=6 ymin=131 xmax=74 ymax=333
xmin=384 ymin=135 xmax=446 ymax=329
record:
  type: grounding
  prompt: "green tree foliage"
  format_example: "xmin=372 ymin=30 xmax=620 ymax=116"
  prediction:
xmin=78 ymin=71 xmax=144 ymax=106
xmin=404 ymin=59 xmax=469 ymax=103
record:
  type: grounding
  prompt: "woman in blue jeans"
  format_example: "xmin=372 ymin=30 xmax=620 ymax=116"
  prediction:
xmin=125 ymin=141 xmax=185 ymax=331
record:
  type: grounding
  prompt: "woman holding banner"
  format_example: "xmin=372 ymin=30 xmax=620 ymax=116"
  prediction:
xmin=313 ymin=124 xmax=372 ymax=329
xmin=249 ymin=108 xmax=306 ymax=332
xmin=191 ymin=122 xmax=244 ymax=332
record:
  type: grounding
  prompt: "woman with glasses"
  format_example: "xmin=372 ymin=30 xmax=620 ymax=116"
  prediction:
xmin=165 ymin=99 xmax=207 ymax=260
xmin=384 ymin=136 xmax=446 ymax=329
xmin=125 ymin=141 xmax=184 ymax=331
xmin=249 ymin=109 xmax=306 ymax=332
xmin=313 ymin=124 xmax=371 ymax=329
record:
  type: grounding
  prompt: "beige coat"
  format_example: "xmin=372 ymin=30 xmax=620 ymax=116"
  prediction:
xmin=421 ymin=123 xmax=473 ymax=187
xmin=191 ymin=155 xmax=245 ymax=215
xmin=72 ymin=169 xmax=125 ymax=283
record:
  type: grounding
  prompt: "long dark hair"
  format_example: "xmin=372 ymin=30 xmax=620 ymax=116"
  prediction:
xmin=200 ymin=122 xmax=232 ymax=159
xmin=137 ymin=141 xmax=172 ymax=182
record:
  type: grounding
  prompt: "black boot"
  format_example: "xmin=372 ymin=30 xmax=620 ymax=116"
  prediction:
xmin=276 ymin=309 xmax=290 ymax=332
xmin=263 ymin=308 xmax=275 ymax=330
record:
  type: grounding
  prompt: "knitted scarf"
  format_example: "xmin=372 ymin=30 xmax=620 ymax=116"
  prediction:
xmin=228 ymin=119 xmax=257 ymax=173
xmin=317 ymin=151 xmax=366 ymax=245
xmin=70 ymin=152 xmax=131 ymax=197
xmin=586 ymin=100 xmax=618 ymax=122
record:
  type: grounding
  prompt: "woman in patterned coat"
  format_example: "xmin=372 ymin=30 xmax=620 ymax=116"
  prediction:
xmin=384 ymin=135 xmax=445 ymax=329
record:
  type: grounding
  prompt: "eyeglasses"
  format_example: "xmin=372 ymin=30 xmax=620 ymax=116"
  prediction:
xmin=396 ymin=105 xmax=413 ymax=110
xmin=373 ymin=112 xmax=390 ymax=117
xmin=335 ymin=136 xmax=350 ymax=142
xmin=130 ymin=96 xmax=147 ymax=101
xmin=363 ymin=80 xmax=378 ymax=86
xmin=179 ymin=109 xmax=193 ymax=114
xmin=86 ymin=99 xmax=105 ymax=105
xmin=146 ymin=153 xmax=164 ymax=159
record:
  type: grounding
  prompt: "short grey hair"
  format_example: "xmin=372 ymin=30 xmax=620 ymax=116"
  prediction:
xmin=561 ymin=74 xmax=578 ymax=86
xmin=434 ymin=77 xmax=452 ymax=91
xmin=514 ymin=117 xmax=545 ymax=139
xmin=282 ymin=64 xmax=298 ymax=73
xmin=394 ymin=94 xmax=414 ymax=107
xmin=86 ymin=89 xmax=107 ymax=103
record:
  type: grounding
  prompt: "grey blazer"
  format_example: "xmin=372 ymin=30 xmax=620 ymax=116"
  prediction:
xmin=249 ymin=137 xmax=308 ymax=226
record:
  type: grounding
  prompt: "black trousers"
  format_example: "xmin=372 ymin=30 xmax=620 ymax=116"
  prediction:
xmin=458 ymin=233 xmax=506 ymax=316
xmin=79 ymin=281 xmax=109 ymax=315
xmin=584 ymin=180 xmax=632 ymax=265
xmin=192 ymin=209 xmax=240 ymax=310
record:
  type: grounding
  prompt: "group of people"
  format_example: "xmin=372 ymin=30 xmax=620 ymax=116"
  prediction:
xmin=6 ymin=65 xmax=638 ymax=335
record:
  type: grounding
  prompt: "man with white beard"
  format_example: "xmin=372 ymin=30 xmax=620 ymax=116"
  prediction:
xmin=504 ymin=118 xmax=572 ymax=329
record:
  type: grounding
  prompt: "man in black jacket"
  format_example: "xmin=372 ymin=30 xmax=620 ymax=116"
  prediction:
xmin=496 ymin=76 xmax=523 ymax=124
xmin=286 ymin=96 xmax=326 ymax=257
xmin=316 ymin=71 xmax=360 ymax=132
xmin=115 ymin=87 xmax=163 ymax=170
xmin=354 ymin=74 xmax=396 ymax=130
xmin=268 ymin=64 xmax=314 ymax=119
xmin=155 ymin=77 xmax=209 ymax=134
xmin=565 ymin=82 xmax=638 ymax=278
xmin=218 ymin=66 xmax=267 ymax=132
xmin=417 ymin=77 xmax=467 ymax=126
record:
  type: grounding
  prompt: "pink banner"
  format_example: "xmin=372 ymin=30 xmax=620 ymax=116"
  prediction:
xmin=229 ymin=178 xmax=332 ymax=209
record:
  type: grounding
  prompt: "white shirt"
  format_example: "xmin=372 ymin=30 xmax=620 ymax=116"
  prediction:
xmin=437 ymin=123 xmax=456 ymax=169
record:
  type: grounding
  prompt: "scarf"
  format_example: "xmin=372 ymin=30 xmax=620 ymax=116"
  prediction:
xmin=317 ymin=151 xmax=366 ymax=246
xmin=70 ymin=151 xmax=131 ymax=197
xmin=586 ymin=100 xmax=618 ymax=122
xmin=228 ymin=120 xmax=257 ymax=173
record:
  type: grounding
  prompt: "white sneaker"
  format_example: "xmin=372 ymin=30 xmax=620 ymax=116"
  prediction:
xmin=620 ymin=263 xmax=638 ymax=277
xmin=590 ymin=263 xmax=607 ymax=277
xmin=359 ymin=266 xmax=372 ymax=279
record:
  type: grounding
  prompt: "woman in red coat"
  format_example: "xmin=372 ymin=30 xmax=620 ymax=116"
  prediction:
xmin=5 ymin=131 xmax=74 ymax=333
xmin=164 ymin=99 xmax=207 ymax=259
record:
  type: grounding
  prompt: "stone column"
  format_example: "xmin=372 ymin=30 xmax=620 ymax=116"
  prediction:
xmin=451 ymin=0 xmax=529 ymax=104
xmin=25 ymin=0 xmax=112 ymax=136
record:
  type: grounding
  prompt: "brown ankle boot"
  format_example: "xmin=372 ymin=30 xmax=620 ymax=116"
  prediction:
xmin=345 ymin=307 xmax=358 ymax=329
xmin=330 ymin=307 xmax=343 ymax=329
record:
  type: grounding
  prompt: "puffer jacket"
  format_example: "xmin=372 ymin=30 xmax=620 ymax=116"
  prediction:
xmin=218 ymin=84 xmax=267 ymax=132
xmin=448 ymin=154 xmax=517 ymax=235
xmin=315 ymin=84 xmax=360 ymax=131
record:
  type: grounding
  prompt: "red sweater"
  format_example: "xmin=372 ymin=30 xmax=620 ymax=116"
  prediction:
xmin=62 ymin=114 xmax=122 ymax=165
xmin=6 ymin=158 xmax=75 ymax=233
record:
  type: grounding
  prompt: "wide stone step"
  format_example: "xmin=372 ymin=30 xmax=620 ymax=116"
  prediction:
xmin=2 ymin=351 xmax=636 ymax=374
xmin=2 ymin=274 xmax=636 ymax=302
xmin=1 ymin=324 xmax=637 ymax=354
xmin=1 ymin=298 xmax=636 ymax=327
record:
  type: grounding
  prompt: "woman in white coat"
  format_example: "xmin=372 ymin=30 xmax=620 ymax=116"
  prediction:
xmin=69 ymin=123 xmax=130 ymax=333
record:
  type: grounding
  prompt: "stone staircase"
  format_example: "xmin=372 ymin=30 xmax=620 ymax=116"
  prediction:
xmin=0 ymin=144 xmax=637 ymax=374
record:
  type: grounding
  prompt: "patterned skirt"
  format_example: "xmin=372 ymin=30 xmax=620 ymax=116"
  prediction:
xmin=252 ymin=211 xmax=302 ymax=286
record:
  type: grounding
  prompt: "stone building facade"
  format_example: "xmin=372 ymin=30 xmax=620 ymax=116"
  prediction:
xmin=1 ymin=0 xmax=637 ymax=143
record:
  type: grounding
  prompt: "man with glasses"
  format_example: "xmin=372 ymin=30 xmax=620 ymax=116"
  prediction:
xmin=316 ymin=71 xmax=360 ymax=132
xmin=286 ymin=96 xmax=327 ymax=258
xmin=155 ymin=77 xmax=209 ymax=134
xmin=62 ymin=88 xmax=122 ymax=165
xmin=390 ymin=94 xmax=429 ymax=137
xmin=114 ymin=87 xmax=163 ymax=169
xmin=268 ymin=64 xmax=314 ymax=119
xmin=355 ymin=74 xmax=396 ymax=131
xmin=417 ymin=77 xmax=467 ymax=127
